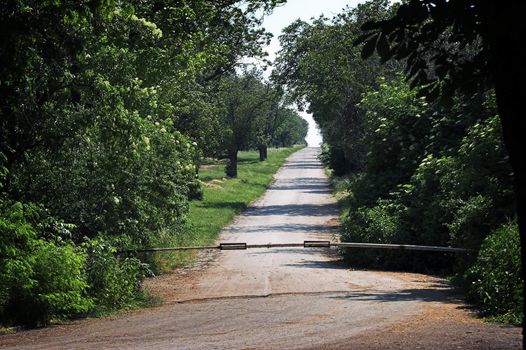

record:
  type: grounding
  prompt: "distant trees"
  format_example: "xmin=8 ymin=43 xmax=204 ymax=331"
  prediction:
xmin=273 ymin=0 xmax=396 ymax=175
xmin=220 ymin=74 xmax=267 ymax=177
xmin=270 ymin=108 xmax=308 ymax=149
xmin=219 ymin=71 xmax=307 ymax=177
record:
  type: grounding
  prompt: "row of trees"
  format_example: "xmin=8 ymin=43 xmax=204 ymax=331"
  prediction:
xmin=275 ymin=0 xmax=521 ymax=323
xmin=219 ymin=72 xmax=307 ymax=177
xmin=0 ymin=0 xmax=306 ymax=327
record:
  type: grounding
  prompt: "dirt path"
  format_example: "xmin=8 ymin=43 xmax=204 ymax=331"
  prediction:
xmin=0 ymin=147 xmax=521 ymax=349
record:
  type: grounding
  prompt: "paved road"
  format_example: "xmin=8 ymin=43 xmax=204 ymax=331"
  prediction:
xmin=1 ymin=148 xmax=520 ymax=349
xmin=150 ymin=147 xmax=410 ymax=302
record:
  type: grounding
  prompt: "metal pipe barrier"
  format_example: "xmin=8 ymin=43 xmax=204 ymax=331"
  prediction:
xmin=117 ymin=241 xmax=470 ymax=254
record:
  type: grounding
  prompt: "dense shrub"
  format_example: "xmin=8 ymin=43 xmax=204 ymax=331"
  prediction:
xmin=15 ymin=117 xmax=198 ymax=246
xmin=0 ymin=201 xmax=149 ymax=326
xmin=338 ymin=80 xmax=516 ymax=284
xmin=342 ymin=199 xmax=407 ymax=268
xmin=0 ymin=202 xmax=92 ymax=327
xmin=465 ymin=222 xmax=522 ymax=324
xmin=402 ymin=155 xmax=455 ymax=248
xmin=320 ymin=144 xmax=349 ymax=176
xmin=83 ymin=238 xmax=150 ymax=314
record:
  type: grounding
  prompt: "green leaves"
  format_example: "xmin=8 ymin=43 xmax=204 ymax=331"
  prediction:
xmin=356 ymin=30 xmax=391 ymax=62
xmin=466 ymin=222 xmax=523 ymax=324
xmin=354 ymin=0 xmax=491 ymax=99
xmin=0 ymin=201 xmax=92 ymax=326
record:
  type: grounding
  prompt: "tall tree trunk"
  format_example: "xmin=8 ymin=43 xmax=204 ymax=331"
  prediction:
xmin=258 ymin=145 xmax=267 ymax=161
xmin=225 ymin=149 xmax=238 ymax=178
xmin=492 ymin=16 xmax=526 ymax=344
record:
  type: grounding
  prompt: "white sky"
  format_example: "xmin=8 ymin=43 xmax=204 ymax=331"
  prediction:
xmin=261 ymin=0 xmax=365 ymax=146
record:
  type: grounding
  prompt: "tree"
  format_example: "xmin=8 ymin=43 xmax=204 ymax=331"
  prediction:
xmin=253 ymin=88 xmax=282 ymax=161
xmin=270 ymin=108 xmax=308 ymax=148
xmin=219 ymin=72 xmax=273 ymax=177
xmin=253 ymin=89 xmax=307 ymax=161
xmin=355 ymin=0 xmax=526 ymax=340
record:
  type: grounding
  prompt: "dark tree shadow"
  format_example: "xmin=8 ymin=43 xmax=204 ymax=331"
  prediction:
xmin=243 ymin=203 xmax=339 ymax=217
xmin=226 ymin=223 xmax=339 ymax=234
xmin=328 ymin=285 xmax=464 ymax=305
xmin=199 ymin=201 xmax=247 ymax=211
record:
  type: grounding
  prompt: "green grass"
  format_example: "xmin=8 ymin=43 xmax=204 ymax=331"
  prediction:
xmin=150 ymin=146 xmax=304 ymax=272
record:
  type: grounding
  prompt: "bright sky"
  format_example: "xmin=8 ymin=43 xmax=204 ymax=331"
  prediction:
xmin=261 ymin=0 xmax=365 ymax=147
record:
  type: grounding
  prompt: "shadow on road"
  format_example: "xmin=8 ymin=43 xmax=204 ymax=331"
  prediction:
xmin=328 ymin=284 xmax=464 ymax=305
xmin=246 ymin=203 xmax=339 ymax=216
xmin=227 ymin=223 xmax=339 ymax=234
xmin=284 ymin=260 xmax=349 ymax=270
xmin=283 ymin=162 xmax=324 ymax=169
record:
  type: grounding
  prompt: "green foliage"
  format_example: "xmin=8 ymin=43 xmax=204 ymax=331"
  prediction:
xmin=19 ymin=118 xmax=198 ymax=245
xmin=83 ymin=238 xmax=149 ymax=314
xmin=217 ymin=71 xmax=307 ymax=177
xmin=359 ymin=76 xmax=431 ymax=185
xmin=27 ymin=241 xmax=92 ymax=323
xmin=271 ymin=109 xmax=308 ymax=147
xmin=320 ymin=144 xmax=349 ymax=176
xmin=466 ymin=222 xmax=523 ymax=324
xmin=354 ymin=0 xmax=515 ymax=100
xmin=334 ymin=77 xmax=514 ymax=270
xmin=274 ymin=0 xmax=397 ymax=174
xmin=342 ymin=199 xmax=408 ymax=268
xmin=219 ymin=73 xmax=273 ymax=152
xmin=0 ymin=202 xmax=92 ymax=327
xmin=335 ymin=70 xmax=515 ymax=314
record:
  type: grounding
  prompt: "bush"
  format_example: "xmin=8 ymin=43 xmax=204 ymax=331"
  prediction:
xmin=24 ymin=242 xmax=92 ymax=324
xmin=17 ymin=116 xmax=198 ymax=246
xmin=0 ymin=202 xmax=92 ymax=327
xmin=465 ymin=222 xmax=522 ymax=324
xmin=342 ymin=200 xmax=412 ymax=268
xmin=320 ymin=144 xmax=349 ymax=176
xmin=83 ymin=238 xmax=150 ymax=314
xmin=448 ymin=195 xmax=492 ymax=250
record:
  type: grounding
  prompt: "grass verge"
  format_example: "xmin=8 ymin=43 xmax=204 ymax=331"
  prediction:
xmin=327 ymin=171 xmax=352 ymax=221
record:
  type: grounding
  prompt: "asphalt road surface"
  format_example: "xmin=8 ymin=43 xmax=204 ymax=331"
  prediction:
xmin=1 ymin=147 xmax=521 ymax=349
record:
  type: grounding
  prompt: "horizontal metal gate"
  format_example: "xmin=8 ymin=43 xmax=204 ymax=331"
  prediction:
xmin=118 ymin=241 xmax=470 ymax=254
